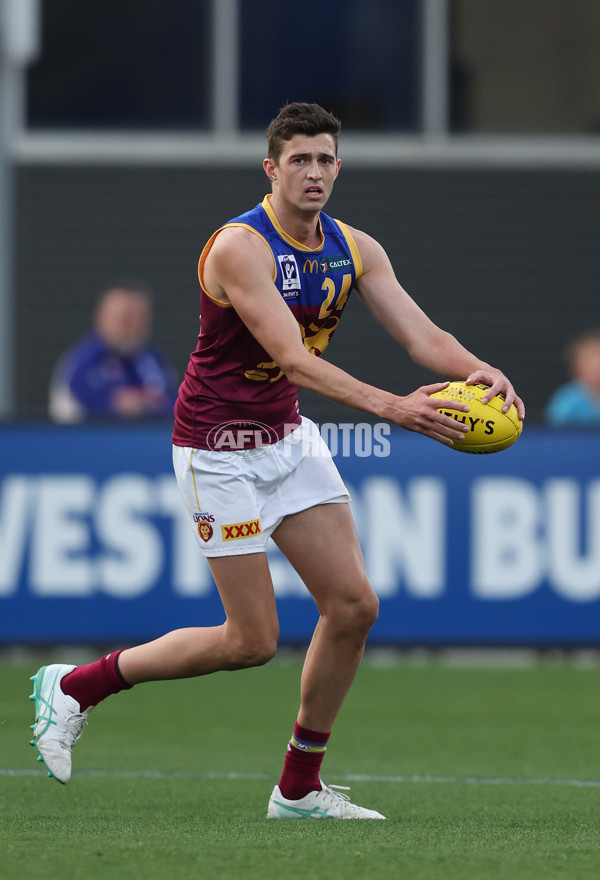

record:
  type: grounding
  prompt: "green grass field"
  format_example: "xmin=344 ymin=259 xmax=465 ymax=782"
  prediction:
xmin=2 ymin=651 xmax=600 ymax=880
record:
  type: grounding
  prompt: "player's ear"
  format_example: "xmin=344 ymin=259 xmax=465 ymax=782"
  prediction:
xmin=263 ymin=157 xmax=277 ymax=183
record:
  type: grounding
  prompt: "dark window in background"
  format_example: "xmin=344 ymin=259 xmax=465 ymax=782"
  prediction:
xmin=239 ymin=0 xmax=420 ymax=132
xmin=26 ymin=0 xmax=210 ymax=130
xmin=450 ymin=0 xmax=600 ymax=134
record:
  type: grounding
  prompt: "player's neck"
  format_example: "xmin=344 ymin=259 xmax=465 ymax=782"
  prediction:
xmin=269 ymin=194 xmax=322 ymax=249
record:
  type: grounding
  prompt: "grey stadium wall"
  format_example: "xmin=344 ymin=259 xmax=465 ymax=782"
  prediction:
xmin=14 ymin=164 xmax=600 ymax=424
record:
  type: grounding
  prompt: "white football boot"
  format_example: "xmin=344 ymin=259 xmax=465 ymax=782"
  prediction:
xmin=267 ymin=781 xmax=386 ymax=819
xmin=29 ymin=664 xmax=93 ymax=784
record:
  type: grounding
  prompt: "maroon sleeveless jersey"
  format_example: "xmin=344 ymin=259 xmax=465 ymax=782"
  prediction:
xmin=172 ymin=195 xmax=362 ymax=449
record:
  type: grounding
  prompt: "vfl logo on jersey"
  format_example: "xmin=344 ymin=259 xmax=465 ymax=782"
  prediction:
xmin=277 ymin=254 xmax=301 ymax=293
xmin=221 ymin=519 xmax=262 ymax=541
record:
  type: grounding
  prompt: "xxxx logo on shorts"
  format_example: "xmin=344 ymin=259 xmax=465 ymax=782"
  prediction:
xmin=221 ymin=519 xmax=262 ymax=541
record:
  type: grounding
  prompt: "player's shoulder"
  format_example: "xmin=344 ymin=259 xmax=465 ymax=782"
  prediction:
xmin=211 ymin=222 xmax=274 ymax=266
xmin=215 ymin=197 xmax=266 ymax=234
xmin=331 ymin=219 xmax=376 ymax=247
xmin=336 ymin=223 xmax=390 ymax=271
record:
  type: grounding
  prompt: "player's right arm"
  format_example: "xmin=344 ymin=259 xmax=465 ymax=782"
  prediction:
xmin=203 ymin=227 xmax=470 ymax=446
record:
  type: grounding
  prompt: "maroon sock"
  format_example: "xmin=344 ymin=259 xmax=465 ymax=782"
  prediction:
xmin=61 ymin=650 xmax=132 ymax=711
xmin=278 ymin=722 xmax=331 ymax=800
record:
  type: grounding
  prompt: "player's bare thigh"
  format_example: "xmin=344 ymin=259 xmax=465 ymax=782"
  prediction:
xmin=207 ymin=552 xmax=280 ymax=658
xmin=272 ymin=502 xmax=378 ymax=621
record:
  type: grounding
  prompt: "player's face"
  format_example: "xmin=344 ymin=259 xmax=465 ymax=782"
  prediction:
xmin=265 ymin=133 xmax=341 ymax=213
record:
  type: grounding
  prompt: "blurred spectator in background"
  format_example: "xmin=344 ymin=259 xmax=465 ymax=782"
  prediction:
xmin=545 ymin=329 xmax=600 ymax=426
xmin=49 ymin=282 xmax=178 ymax=422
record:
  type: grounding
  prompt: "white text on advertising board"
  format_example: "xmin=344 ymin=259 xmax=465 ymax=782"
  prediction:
xmin=1 ymin=475 xmax=599 ymax=602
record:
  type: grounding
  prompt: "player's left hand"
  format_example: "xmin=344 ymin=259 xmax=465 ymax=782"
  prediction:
xmin=465 ymin=369 xmax=525 ymax=421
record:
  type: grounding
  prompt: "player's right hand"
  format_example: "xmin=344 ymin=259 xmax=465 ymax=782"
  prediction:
xmin=388 ymin=381 xmax=471 ymax=446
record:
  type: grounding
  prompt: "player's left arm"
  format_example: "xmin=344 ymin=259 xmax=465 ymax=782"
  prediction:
xmin=351 ymin=227 xmax=525 ymax=420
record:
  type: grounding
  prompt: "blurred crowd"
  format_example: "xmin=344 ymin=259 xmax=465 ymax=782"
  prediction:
xmin=49 ymin=283 xmax=178 ymax=423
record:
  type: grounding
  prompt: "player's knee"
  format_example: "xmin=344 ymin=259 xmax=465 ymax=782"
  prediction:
xmin=246 ymin=640 xmax=277 ymax=668
xmin=356 ymin=589 xmax=379 ymax=632
xmin=226 ymin=633 xmax=278 ymax=670
xmin=331 ymin=587 xmax=379 ymax=638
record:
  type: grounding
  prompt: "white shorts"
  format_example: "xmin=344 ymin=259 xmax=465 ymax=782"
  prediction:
xmin=172 ymin=417 xmax=350 ymax=557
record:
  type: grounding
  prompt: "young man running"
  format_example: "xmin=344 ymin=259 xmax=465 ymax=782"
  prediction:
xmin=30 ymin=102 xmax=524 ymax=820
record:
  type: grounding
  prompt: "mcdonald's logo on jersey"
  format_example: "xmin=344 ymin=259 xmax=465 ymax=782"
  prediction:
xmin=303 ymin=259 xmax=319 ymax=274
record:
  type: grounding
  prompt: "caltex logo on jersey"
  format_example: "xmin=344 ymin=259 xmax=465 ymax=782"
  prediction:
xmin=319 ymin=254 xmax=352 ymax=273
xmin=277 ymin=254 xmax=301 ymax=291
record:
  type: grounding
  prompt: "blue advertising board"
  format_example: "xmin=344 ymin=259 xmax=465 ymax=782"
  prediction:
xmin=0 ymin=422 xmax=599 ymax=645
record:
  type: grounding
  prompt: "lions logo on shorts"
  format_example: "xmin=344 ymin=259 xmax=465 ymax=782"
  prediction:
xmin=193 ymin=511 xmax=215 ymax=542
xmin=197 ymin=521 xmax=214 ymax=542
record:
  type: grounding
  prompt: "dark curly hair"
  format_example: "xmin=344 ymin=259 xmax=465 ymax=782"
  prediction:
xmin=266 ymin=102 xmax=341 ymax=163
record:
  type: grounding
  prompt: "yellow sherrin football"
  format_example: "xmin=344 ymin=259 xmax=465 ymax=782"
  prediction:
xmin=429 ymin=381 xmax=522 ymax=454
